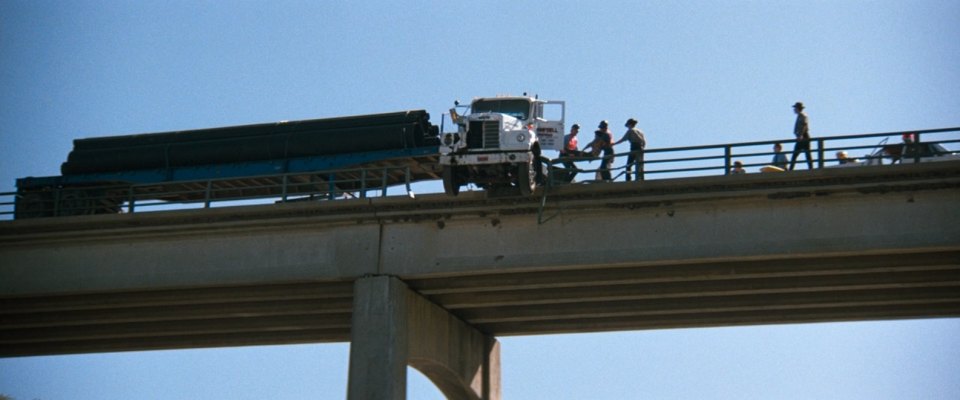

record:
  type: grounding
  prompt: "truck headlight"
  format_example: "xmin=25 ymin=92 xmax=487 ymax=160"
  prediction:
xmin=443 ymin=133 xmax=454 ymax=146
xmin=516 ymin=133 xmax=526 ymax=142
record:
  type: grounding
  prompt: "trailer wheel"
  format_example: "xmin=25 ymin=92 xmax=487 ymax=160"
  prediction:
xmin=517 ymin=159 xmax=536 ymax=196
xmin=442 ymin=166 xmax=460 ymax=196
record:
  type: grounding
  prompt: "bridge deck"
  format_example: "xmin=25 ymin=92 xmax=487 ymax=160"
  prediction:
xmin=1 ymin=162 xmax=959 ymax=357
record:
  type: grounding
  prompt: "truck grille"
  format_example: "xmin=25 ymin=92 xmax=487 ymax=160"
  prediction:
xmin=467 ymin=121 xmax=501 ymax=150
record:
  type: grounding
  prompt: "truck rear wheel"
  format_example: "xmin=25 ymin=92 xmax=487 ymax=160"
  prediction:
xmin=442 ymin=166 xmax=460 ymax=196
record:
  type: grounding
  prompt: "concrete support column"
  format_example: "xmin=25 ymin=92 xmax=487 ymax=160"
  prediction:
xmin=347 ymin=276 xmax=410 ymax=400
xmin=347 ymin=275 xmax=500 ymax=400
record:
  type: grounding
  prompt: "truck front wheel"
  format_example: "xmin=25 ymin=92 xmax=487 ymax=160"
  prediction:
xmin=517 ymin=159 xmax=536 ymax=196
xmin=442 ymin=166 xmax=460 ymax=196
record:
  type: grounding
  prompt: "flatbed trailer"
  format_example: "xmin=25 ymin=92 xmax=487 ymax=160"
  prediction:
xmin=14 ymin=110 xmax=441 ymax=218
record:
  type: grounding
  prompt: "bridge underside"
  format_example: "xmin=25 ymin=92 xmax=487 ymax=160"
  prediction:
xmin=1 ymin=162 xmax=959 ymax=357
xmin=1 ymin=248 xmax=958 ymax=357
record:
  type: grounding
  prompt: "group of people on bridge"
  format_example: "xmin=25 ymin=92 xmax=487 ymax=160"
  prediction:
xmin=559 ymin=118 xmax=647 ymax=183
xmin=558 ymin=101 xmax=819 ymax=182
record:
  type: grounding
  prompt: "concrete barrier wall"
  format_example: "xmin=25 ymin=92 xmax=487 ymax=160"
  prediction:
xmin=380 ymin=189 xmax=960 ymax=276
xmin=0 ymin=221 xmax=381 ymax=294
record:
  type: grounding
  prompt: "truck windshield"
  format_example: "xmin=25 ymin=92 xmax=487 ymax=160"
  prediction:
xmin=471 ymin=99 xmax=531 ymax=120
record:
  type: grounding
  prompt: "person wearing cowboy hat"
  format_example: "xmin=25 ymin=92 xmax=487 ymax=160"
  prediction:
xmin=789 ymin=101 xmax=813 ymax=170
xmin=614 ymin=118 xmax=646 ymax=181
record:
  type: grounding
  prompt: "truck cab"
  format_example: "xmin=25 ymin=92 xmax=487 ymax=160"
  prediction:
xmin=439 ymin=95 xmax=564 ymax=196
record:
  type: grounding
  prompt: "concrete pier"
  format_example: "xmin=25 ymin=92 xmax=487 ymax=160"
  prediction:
xmin=348 ymin=276 xmax=499 ymax=400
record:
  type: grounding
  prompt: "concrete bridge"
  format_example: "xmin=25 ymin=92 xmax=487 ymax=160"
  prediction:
xmin=2 ymin=162 xmax=959 ymax=399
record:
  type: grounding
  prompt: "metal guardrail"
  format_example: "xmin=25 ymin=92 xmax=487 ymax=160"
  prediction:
xmin=2 ymin=127 xmax=958 ymax=220
xmin=546 ymin=127 xmax=960 ymax=184
xmin=0 ymin=196 xmax=13 ymax=219
xmin=536 ymin=127 xmax=960 ymax=223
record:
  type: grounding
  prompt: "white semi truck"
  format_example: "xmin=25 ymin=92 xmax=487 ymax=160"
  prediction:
xmin=439 ymin=95 xmax=565 ymax=196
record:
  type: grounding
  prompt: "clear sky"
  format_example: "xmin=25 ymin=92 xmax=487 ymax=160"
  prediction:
xmin=1 ymin=1 xmax=959 ymax=399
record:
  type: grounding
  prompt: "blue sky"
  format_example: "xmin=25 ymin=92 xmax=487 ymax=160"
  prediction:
xmin=1 ymin=1 xmax=959 ymax=399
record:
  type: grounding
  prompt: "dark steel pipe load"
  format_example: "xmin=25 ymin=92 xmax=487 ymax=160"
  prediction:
xmin=61 ymin=110 xmax=439 ymax=175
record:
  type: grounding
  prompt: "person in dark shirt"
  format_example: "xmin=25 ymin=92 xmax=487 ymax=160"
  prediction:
xmin=583 ymin=120 xmax=614 ymax=181
xmin=614 ymin=118 xmax=646 ymax=181
xmin=772 ymin=142 xmax=788 ymax=170
xmin=789 ymin=102 xmax=813 ymax=170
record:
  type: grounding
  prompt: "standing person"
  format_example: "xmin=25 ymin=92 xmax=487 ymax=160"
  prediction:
xmin=789 ymin=101 xmax=813 ymax=170
xmin=559 ymin=124 xmax=583 ymax=183
xmin=583 ymin=120 xmax=614 ymax=181
xmin=613 ymin=118 xmax=646 ymax=181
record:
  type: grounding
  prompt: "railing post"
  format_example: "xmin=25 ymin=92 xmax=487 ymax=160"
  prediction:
xmin=360 ymin=168 xmax=368 ymax=199
xmin=328 ymin=172 xmax=336 ymax=201
xmin=638 ymin=150 xmax=645 ymax=182
xmin=281 ymin=175 xmax=289 ymax=203
xmin=381 ymin=167 xmax=389 ymax=197
xmin=913 ymin=132 xmax=922 ymax=164
xmin=127 ymin=186 xmax=136 ymax=214
xmin=817 ymin=138 xmax=825 ymax=169
xmin=724 ymin=146 xmax=732 ymax=175
xmin=405 ymin=167 xmax=412 ymax=197
xmin=204 ymin=180 xmax=212 ymax=208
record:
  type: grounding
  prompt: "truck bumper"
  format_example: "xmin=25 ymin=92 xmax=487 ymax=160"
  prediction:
xmin=440 ymin=152 xmax=533 ymax=166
